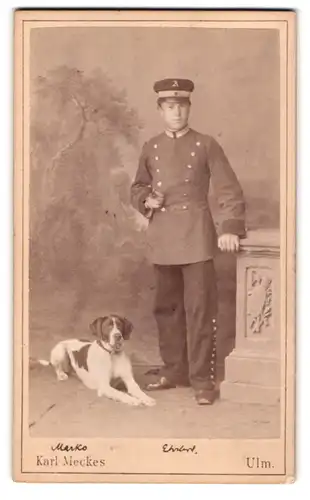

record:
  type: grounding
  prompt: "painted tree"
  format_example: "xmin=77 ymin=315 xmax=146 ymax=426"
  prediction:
xmin=30 ymin=66 xmax=149 ymax=315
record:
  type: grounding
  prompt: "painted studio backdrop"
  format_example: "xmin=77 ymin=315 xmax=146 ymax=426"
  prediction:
xmin=29 ymin=27 xmax=280 ymax=368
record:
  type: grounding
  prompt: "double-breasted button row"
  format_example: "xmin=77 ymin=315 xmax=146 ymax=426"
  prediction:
xmin=150 ymin=139 xmax=202 ymax=208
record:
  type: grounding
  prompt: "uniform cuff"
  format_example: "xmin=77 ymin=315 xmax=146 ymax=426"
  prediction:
xmin=221 ymin=219 xmax=246 ymax=237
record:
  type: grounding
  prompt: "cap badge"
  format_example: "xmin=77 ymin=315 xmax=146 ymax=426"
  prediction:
xmin=172 ymin=80 xmax=179 ymax=87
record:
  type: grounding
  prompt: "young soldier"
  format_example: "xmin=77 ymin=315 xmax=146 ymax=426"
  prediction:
xmin=131 ymin=78 xmax=246 ymax=405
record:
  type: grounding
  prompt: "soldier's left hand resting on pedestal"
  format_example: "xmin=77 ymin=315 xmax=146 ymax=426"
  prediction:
xmin=218 ymin=233 xmax=240 ymax=252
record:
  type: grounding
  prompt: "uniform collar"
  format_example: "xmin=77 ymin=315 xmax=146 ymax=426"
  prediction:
xmin=165 ymin=126 xmax=190 ymax=139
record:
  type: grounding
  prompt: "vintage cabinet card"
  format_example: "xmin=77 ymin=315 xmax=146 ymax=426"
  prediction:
xmin=13 ymin=9 xmax=296 ymax=483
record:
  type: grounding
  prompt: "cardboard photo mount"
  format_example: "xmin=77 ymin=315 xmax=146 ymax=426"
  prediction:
xmin=13 ymin=9 xmax=296 ymax=483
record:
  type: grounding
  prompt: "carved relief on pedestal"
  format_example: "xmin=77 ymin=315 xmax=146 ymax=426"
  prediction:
xmin=246 ymin=268 xmax=273 ymax=337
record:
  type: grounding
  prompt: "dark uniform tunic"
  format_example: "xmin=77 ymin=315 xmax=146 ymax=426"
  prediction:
xmin=131 ymin=128 xmax=246 ymax=265
xmin=131 ymin=127 xmax=246 ymax=390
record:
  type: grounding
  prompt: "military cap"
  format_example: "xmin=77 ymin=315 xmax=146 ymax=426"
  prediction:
xmin=153 ymin=78 xmax=194 ymax=99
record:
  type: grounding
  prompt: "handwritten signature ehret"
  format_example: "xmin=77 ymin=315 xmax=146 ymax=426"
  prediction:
xmin=162 ymin=444 xmax=197 ymax=454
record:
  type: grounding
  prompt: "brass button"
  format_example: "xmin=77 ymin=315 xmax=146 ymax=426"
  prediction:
xmin=183 ymin=205 xmax=188 ymax=210
xmin=154 ymin=144 xmax=158 ymax=148
xmin=156 ymin=168 xmax=160 ymax=173
xmin=196 ymin=141 xmax=201 ymax=146
xmin=155 ymin=156 xmax=159 ymax=161
xmin=185 ymin=179 xmax=189 ymax=183
xmin=191 ymin=152 xmax=195 ymax=157
xmin=187 ymin=165 xmax=192 ymax=169
xmin=161 ymin=207 xmax=166 ymax=212
xmin=157 ymin=181 xmax=162 ymax=187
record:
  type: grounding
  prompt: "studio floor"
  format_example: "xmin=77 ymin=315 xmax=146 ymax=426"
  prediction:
xmin=29 ymin=363 xmax=280 ymax=439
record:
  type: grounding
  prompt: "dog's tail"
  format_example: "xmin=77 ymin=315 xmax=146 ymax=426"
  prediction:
xmin=29 ymin=357 xmax=50 ymax=367
xmin=37 ymin=359 xmax=50 ymax=366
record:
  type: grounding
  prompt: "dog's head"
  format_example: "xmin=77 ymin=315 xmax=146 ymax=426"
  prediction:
xmin=89 ymin=315 xmax=133 ymax=352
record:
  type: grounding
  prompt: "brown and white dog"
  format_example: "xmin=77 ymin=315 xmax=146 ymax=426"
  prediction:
xmin=38 ymin=316 xmax=156 ymax=407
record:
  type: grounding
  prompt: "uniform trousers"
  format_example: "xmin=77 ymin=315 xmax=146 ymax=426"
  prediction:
xmin=153 ymin=260 xmax=218 ymax=391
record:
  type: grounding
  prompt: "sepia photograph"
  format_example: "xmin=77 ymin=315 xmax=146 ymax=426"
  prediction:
xmin=13 ymin=10 xmax=295 ymax=483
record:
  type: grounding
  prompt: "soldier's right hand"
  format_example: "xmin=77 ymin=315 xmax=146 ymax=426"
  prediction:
xmin=145 ymin=192 xmax=165 ymax=209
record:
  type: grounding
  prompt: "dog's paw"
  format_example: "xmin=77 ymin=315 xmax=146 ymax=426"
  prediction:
xmin=127 ymin=398 xmax=144 ymax=407
xmin=57 ymin=372 xmax=68 ymax=381
xmin=141 ymin=396 xmax=156 ymax=407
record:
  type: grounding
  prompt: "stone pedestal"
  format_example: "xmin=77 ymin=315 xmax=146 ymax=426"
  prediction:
xmin=220 ymin=229 xmax=280 ymax=404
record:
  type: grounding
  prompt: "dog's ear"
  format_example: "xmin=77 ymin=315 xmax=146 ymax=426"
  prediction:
xmin=118 ymin=316 xmax=133 ymax=340
xmin=89 ymin=317 xmax=105 ymax=338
